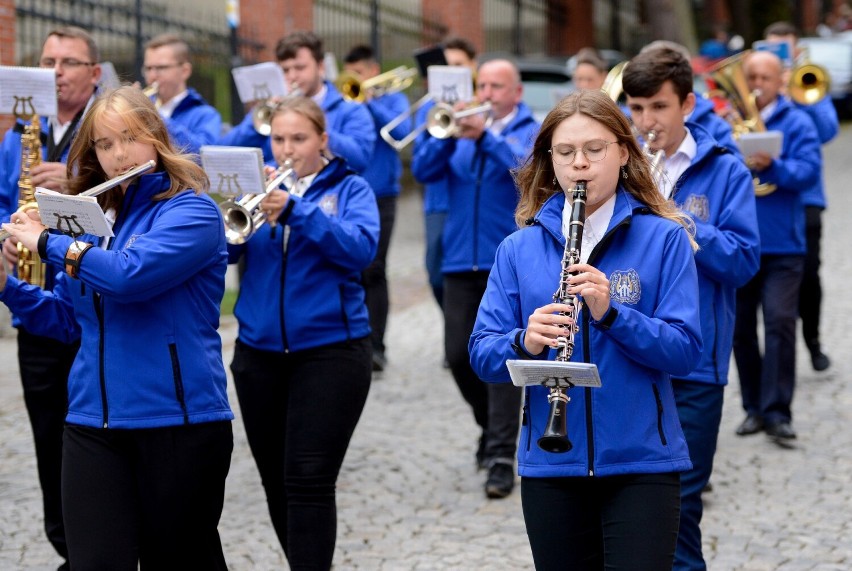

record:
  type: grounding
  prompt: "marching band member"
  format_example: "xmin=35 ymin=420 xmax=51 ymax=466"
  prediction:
xmin=412 ymin=58 xmax=539 ymax=499
xmin=342 ymin=44 xmax=412 ymax=371
xmin=469 ymin=89 xmax=701 ymax=570
xmin=142 ymin=33 xmax=223 ymax=155
xmin=0 ymin=25 xmax=101 ymax=568
xmin=227 ymin=97 xmax=379 ymax=569
xmin=572 ymin=47 xmax=608 ymax=90
xmin=623 ymin=46 xmax=760 ymax=571
xmin=0 ymin=86 xmax=233 ymax=569
xmin=219 ymin=31 xmax=375 ymax=173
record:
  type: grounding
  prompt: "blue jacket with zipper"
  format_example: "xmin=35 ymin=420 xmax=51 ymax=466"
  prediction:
xmin=795 ymin=95 xmax=838 ymax=209
xmin=411 ymin=103 xmax=539 ymax=274
xmin=673 ymin=122 xmax=760 ymax=384
xmin=362 ymin=92 xmax=411 ymax=198
xmin=228 ymin=157 xmax=379 ymax=352
xmin=0 ymin=171 xmax=233 ymax=429
xmin=161 ymin=87 xmax=222 ymax=155
xmin=469 ymin=188 xmax=701 ymax=478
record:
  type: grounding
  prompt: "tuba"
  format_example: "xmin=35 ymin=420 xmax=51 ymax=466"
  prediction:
xmin=538 ymin=181 xmax=587 ymax=453
xmin=601 ymin=61 xmax=628 ymax=103
xmin=220 ymin=160 xmax=297 ymax=245
xmin=706 ymin=52 xmax=777 ymax=196
xmin=11 ymin=97 xmax=46 ymax=288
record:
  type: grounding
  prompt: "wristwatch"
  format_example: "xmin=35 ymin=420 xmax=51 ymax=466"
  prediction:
xmin=64 ymin=241 xmax=93 ymax=279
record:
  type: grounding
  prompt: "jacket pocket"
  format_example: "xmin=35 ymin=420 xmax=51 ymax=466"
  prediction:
xmin=652 ymin=384 xmax=667 ymax=446
xmin=168 ymin=343 xmax=190 ymax=424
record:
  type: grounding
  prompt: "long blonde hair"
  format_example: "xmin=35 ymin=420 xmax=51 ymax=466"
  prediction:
xmin=66 ymin=86 xmax=209 ymax=212
xmin=514 ymin=90 xmax=696 ymax=249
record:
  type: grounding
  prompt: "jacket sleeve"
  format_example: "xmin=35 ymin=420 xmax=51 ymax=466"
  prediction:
xmin=44 ymin=193 xmax=225 ymax=303
xmin=691 ymin=159 xmax=761 ymax=287
xmin=0 ymin=128 xmax=21 ymax=221
xmin=218 ymin=112 xmax=269 ymax=151
xmin=285 ymin=177 xmax=379 ymax=272
xmin=367 ymin=93 xmax=412 ymax=142
xmin=801 ymin=98 xmax=839 ymax=144
xmin=165 ymin=105 xmax=222 ymax=155
xmin=0 ymin=273 xmax=80 ymax=343
xmin=758 ymin=111 xmax=821 ymax=191
xmin=327 ymin=104 xmax=375 ymax=174
xmin=477 ymin=120 xmax=538 ymax=171
xmin=593 ymin=225 xmax=703 ymax=378
xmin=470 ymin=239 xmax=542 ymax=382
xmin=411 ymin=133 xmax=456 ymax=183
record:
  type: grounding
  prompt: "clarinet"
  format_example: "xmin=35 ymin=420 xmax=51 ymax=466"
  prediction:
xmin=537 ymin=181 xmax=587 ymax=453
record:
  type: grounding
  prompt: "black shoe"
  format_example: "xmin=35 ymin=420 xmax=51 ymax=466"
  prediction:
xmin=811 ymin=349 xmax=830 ymax=372
xmin=372 ymin=351 xmax=387 ymax=372
xmin=765 ymin=421 xmax=797 ymax=440
xmin=485 ymin=462 xmax=515 ymax=499
xmin=735 ymin=414 xmax=764 ymax=436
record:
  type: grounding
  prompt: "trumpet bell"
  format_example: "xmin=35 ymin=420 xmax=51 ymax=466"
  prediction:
xmin=252 ymin=102 xmax=276 ymax=136
xmin=221 ymin=196 xmax=265 ymax=245
xmin=789 ymin=63 xmax=830 ymax=105
xmin=425 ymin=102 xmax=492 ymax=139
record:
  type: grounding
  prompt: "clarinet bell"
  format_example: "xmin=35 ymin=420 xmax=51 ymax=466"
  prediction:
xmin=537 ymin=388 xmax=573 ymax=453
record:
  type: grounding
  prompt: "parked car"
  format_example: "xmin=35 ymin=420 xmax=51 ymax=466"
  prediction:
xmin=798 ymin=37 xmax=852 ymax=118
xmin=516 ymin=60 xmax=575 ymax=123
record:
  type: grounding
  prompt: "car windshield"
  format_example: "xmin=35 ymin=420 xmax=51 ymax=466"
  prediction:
xmin=523 ymin=82 xmax=573 ymax=122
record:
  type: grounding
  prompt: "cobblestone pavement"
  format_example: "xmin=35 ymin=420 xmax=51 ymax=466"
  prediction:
xmin=1 ymin=126 xmax=851 ymax=570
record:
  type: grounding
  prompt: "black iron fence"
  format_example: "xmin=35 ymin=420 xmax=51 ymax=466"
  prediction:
xmin=483 ymin=0 xmax=549 ymax=56
xmin=15 ymin=0 xmax=264 ymax=124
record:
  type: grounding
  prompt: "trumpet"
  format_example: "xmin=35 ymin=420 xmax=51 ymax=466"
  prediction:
xmin=252 ymin=87 xmax=304 ymax=136
xmin=337 ymin=66 xmax=418 ymax=103
xmin=1 ymin=161 xmax=157 ymax=243
xmin=220 ymin=160 xmax=297 ymax=245
xmin=380 ymin=98 xmax=492 ymax=150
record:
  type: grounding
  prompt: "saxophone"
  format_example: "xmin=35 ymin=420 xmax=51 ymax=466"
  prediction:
xmin=537 ymin=181 xmax=587 ymax=453
xmin=15 ymin=103 xmax=46 ymax=288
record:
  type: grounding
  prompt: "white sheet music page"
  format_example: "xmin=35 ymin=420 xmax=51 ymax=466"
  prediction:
xmin=35 ymin=188 xmax=113 ymax=237
xmin=427 ymin=66 xmax=474 ymax=103
xmin=737 ymin=131 xmax=784 ymax=158
xmin=0 ymin=67 xmax=58 ymax=116
xmin=231 ymin=62 xmax=288 ymax=103
xmin=200 ymin=146 xmax=265 ymax=196
xmin=506 ymin=359 xmax=602 ymax=388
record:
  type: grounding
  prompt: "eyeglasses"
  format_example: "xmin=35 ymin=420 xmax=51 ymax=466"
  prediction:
xmin=39 ymin=58 xmax=95 ymax=70
xmin=141 ymin=63 xmax=183 ymax=74
xmin=549 ymin=140 xmax=618 ymax=166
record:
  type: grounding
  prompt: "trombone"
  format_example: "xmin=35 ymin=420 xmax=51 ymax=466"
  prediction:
xmin=380 ymin=98 xmax=492 ymax=150
xmin=337 ymin=66 xmax=418 ymax=103
xmin=219 ymin=160 xmax=297 ymax=245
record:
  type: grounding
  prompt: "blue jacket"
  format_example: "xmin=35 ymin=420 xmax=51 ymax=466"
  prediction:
xmin=674 ymin=123 xmax=760 ymax=384
xmin=0 ymin=171 xmax=233 ymax=429
xmin=218 ymin=81 xmax=376 ymax=173
xmin=411 ymin=103 xmax=539 ymax=274
xmin=1 ymin=117 xmax=73 ymax=301
xmin=752 ymin=96 xmax=821 ymax=255
xmin=469 ymin=188 xmax=701 ymax=478
xmin=794 ymin=96 xmax=838 ymax=208
xmin=228 ymin=157 xmax=379 ymax=352
xmin=161 ymin=87 xmax=222 ymax=155
xmin=689 ymin=95 xmax=741 ymax=157
xmin=413 ymin=99 xmax=449 ymax=214
xmin=362 ymin=92 xmax=411 ymax=198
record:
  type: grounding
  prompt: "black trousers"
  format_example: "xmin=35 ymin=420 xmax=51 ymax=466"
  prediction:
xmin=521 ymin=473 xmax=681 ymax=571
xmin=362 ymin=195 xmax=397 ymax=356
xmin=444 ymin=272 xmax=522 ymax=463
xmin=799 ymin=205 xmax=824 ymax=348
xmin=61 ymin=421 xmax=233 ymax=570
xmin=17 ymin=327 xmax=78 ymax=567
xmin=231 ymin=337 xmax=372 ymax=570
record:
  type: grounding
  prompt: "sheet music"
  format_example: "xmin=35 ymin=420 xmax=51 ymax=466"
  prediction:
xmin=200 ymin=146 xmax=265 ymax=196
xmin=35 ymin=188 xmax=114 ymax=237
xmin=506 ymin=359 xmax=602 ymax=388
xmin=0 ymin=67 xmax=58 ymax=116
xmin=231 ymin=62 xmax=288 ymax=103
xmin=98 ymin=62 xmax=122 ymax=91
xmin=737 ymin=131 xmax=784 ymax=158
xmin=427 ymin=66 xmax=474 ymax=103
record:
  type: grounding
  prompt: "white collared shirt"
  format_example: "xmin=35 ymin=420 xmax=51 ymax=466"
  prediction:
xmin=49 ymin=94 xmax=97 ymax=145
xmin=562 ymin=190 xmax=615 ymax=265
xmin=157 ymin=90 xmax=189 ymax=119
xmin=759 ymin=99 xmax=778 ymax=124
xmin=312 ymin=84 xmax=327 ymax=107
xmin=488 ymin=106 xmax=518 ymax=136
xmin=658 ymin=127 xmax=697 ymax=200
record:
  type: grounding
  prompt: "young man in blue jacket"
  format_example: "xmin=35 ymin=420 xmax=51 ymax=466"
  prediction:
xmin=142 ymin=34 xmax=222 ymax=155
xmin=733 ymin=50 xmax=821 ymax=442
xmin=412 ymin=58 xmax=539 ymax=499
xmin=623 ymin=46 xmax=760 ymax=571
xmin=342 ymin=44 xmax=412 ymax=372
xmin=0 ymin=26 xmax=101 ymax=569
xmin=219 ymin=31 xmax=375 ymax=173
xmin=764 ymin=21 xmax=839 ymax=372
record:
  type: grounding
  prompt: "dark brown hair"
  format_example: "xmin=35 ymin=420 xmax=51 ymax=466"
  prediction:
xmin=276 ymin=31 xmax=324 ymax=63
xmin=622 ymin=47 xmax=694 ymax=103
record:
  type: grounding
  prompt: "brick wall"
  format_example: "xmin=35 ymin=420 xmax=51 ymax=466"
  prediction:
xmin=548 ymin=0 xmax=595 ymax=57
xmin=0 ymin=0 xmax=16 ymax=133
xmin=239 ymin=0 xmax=313 ymax=62
xmin=422 ymin=0 xmax=484 ymax=53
